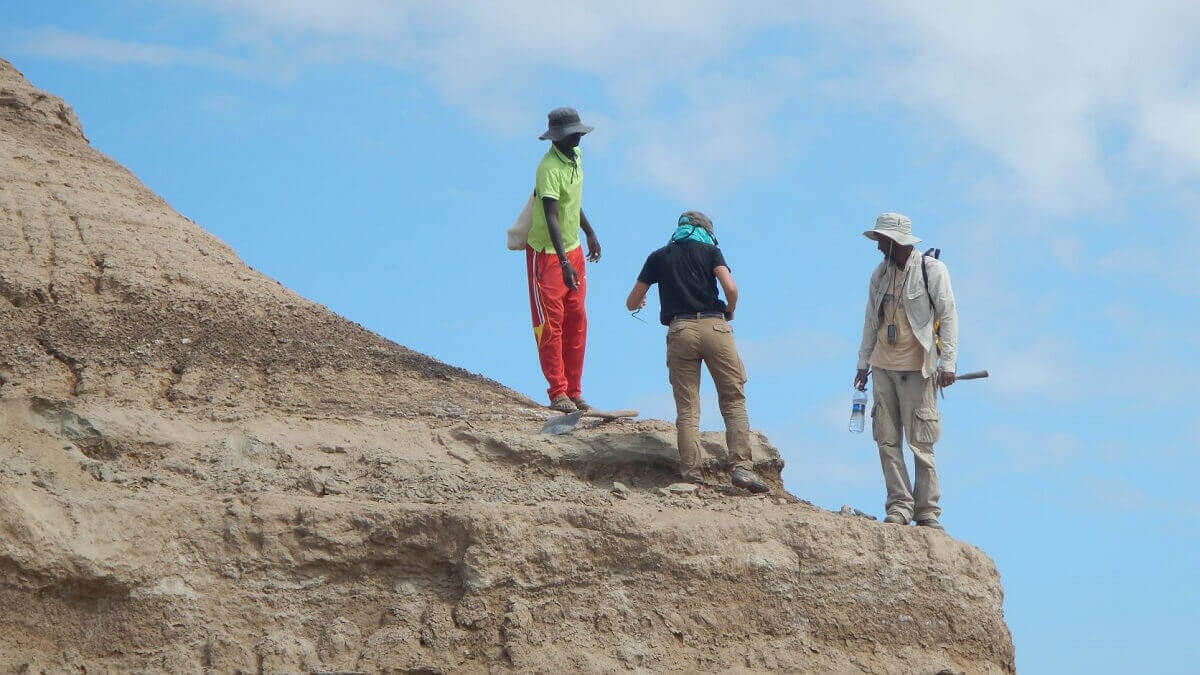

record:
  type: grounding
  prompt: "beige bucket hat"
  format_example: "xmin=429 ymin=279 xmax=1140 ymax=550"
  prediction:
xmin=863 ymin=212 xmax=921 ymax=246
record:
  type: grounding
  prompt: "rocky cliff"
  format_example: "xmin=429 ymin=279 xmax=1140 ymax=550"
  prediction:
xmin=0 ymin=58 xmax=1014 ymax=673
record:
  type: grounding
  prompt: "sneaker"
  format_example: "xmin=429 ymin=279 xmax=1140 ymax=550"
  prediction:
xmin=884 ymin=514 xmax=908 ymax=525
xmin=571 ymin=396 xmax=591 ymax=411
xmin=731 ymin=467 xmax=769 ymax=494
xmin=549 ymin=396 xmax=576 ymax=413
xmin=916 ymin=518 xmax=945 ymax=530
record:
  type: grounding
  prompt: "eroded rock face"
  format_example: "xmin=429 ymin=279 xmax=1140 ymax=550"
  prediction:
xmin=0 ymin=58 xmax=1014 ymax=673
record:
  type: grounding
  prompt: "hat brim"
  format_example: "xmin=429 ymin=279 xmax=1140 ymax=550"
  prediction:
xmin=863 ymin=229 xmax=921 ymax=246
xmin=539 ymin=123 xmax=594 ymax=141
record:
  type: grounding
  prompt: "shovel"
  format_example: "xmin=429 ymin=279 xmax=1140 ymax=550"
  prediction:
xmin=540 ymin=409 xmax=639 ymax=435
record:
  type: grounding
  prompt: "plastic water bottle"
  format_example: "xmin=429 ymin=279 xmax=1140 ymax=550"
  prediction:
xmin=848 ymin=389 xmax=867 ymax=433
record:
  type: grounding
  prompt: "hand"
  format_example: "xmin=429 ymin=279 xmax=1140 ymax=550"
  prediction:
xmin=586 ymin=233 xmax=602 ymax=262
xmin=724 ymin=305 xmax=736 ymax=321
xmin=938 ymin=370 xmax=956 ymax=388
xmin=853 ymin=369 xmax=869 ymax=391
xmin=634 ymin=296 xmax=647 ymax=310
xmin=561 ymin=261 xmax=579 ymax=290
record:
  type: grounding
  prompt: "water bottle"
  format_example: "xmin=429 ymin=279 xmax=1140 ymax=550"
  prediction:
xmin=848 ymin=389 xmax=868 ymax=433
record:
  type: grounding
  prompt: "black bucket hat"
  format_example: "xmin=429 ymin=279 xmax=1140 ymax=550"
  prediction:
xmin=538 ymin=107 xmax=594 ymax=141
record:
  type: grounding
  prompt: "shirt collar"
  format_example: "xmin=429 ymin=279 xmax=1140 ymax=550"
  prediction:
xmin=550 ymin=144 xmax=579 ymax=166
xmin=881 ymin=248 xmax=922 ymax=274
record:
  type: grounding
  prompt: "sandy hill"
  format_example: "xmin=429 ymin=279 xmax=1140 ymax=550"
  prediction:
xmin=0 ymin=58 xmax=1014 ymax=674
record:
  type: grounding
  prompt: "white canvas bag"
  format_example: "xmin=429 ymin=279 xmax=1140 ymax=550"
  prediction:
xmin=506 ymin=191 xmax=535 ymax=250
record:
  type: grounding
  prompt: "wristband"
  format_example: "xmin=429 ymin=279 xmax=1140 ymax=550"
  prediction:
xmin=559 ymin=259 xmax=571 ymax=266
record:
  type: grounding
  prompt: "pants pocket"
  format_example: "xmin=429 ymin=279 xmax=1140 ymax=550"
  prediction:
xmin=912 ymin=407 xmax=941 ymax=445
xmin=871 ymin=402 xmax=894 ymax=444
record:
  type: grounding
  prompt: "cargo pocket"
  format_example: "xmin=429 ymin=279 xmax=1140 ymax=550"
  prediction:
xmin=667 ymin=322 xmax=685 ymax=344
xmin=871 ymin=402 xmax=895 ymax=444
xmin=710 ymin=322 xmax=746 ymax=383
xmin=666 ymin=322 xmax=690 ymax=367
xmin=912 ymin=407 xmax=941 ymax=445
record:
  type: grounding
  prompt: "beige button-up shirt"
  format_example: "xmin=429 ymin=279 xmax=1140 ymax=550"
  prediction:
xmin=856 ymin=249 xmax=958 ymax=379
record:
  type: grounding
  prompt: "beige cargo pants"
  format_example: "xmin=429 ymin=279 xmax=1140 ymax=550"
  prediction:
xmin=666 ymin=316 xmax=753 ymax=479
xmin=871 ymin=368 xmax=942 ymax=521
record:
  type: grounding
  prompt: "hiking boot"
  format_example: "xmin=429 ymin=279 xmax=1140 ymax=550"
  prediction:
xmin=731 ymin=467 xmax=769 ymax=494
xmin=571 ymin=396 xmax=591 ymax=411
xmin=884 ymin=513 xmax=908 ymax=525
xmin=549 ymin=396 xmax=576 ymax=413
xmin=916 ymin=518 xmax=945 ymax=531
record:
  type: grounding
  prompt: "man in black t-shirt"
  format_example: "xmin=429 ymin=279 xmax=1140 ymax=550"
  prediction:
xmin=626 ymin=211 xmax=769 ymax=493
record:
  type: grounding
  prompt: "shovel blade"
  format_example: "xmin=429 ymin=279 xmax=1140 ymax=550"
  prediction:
xmin=540 ymin=410 xmax=584 ymax=435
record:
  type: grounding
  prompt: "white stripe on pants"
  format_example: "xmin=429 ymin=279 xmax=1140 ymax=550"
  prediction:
xmin=871 ymin=368 xmax=942 ymax=521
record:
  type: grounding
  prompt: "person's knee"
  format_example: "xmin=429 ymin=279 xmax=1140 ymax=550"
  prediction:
xmin=876 ymin=443 xmax=902 ymax=460
xmin=715 ymin=390 xmax=746 ymax=410
xmin=910 ymin=446 xmax=937 ymax=469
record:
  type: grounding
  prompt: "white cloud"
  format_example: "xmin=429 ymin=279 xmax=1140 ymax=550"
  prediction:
xmin=195 ymin=0 xmax=1200 ymax=220
xmin=17 ymin=2 xmax=1200 ymax=215
xmin=13 ymin=28 xmax=248 ymax=71
xmin=182 ymin=1 xmax=813 ymax=200
xmin=813 ymin=2 xmax=1200 ymax=213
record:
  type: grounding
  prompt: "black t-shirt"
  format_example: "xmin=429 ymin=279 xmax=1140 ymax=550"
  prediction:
xmin=637 ymin=240 xmax=729 ymax=325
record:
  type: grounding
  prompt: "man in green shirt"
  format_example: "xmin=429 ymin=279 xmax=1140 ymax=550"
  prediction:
xmin=524 ymin=107 xmax=601 ymax=412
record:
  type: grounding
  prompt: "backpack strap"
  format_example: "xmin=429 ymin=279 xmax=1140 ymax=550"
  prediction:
xmin=921 ymin=248 xmax=940 ymax=301
xmin=922 ymin=248 xmax=942 ymax=355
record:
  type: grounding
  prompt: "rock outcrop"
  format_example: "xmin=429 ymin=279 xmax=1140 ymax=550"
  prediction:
xmin=0 ymin=57 xmax=1014 ymax=673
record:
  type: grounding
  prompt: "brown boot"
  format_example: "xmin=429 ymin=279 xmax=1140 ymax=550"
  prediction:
xmin=731 ymin=467 xmax=769 ymax=494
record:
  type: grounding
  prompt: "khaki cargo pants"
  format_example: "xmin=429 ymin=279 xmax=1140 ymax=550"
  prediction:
xmin=871 ymin=368 xmax=942 ymax=521
xmin=666 ymin=316 xmax=753 ymax=479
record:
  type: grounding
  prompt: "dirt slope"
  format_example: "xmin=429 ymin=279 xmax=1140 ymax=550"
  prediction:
xmin=0 ymin=58 xmax=1014 ymax=674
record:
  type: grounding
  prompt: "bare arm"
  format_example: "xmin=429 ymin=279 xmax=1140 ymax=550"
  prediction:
xmin=580 ymin=209 xmax=601 ymax=262
xmin=541 ymin=197 xmax=578 ymax=290
xmin=714 ymin=266 xmax=738 ymax=319
xmin=626 ymin=281 xmax=650 ymax=311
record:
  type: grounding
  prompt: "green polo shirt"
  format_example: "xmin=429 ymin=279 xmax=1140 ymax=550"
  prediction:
xmin=528 ymin=145 xmax=583 ymax=254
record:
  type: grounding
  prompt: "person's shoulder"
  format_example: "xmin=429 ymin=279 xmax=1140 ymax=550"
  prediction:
xmin=870 ymin=259 xmax=888 ymax=280
xmin=922 ymin=254 xmax=950 ymax=276
xmin=647 ymin=244 xmax=670 ymax=260
xmin=536 ymin=149 xmax=559 ymax=170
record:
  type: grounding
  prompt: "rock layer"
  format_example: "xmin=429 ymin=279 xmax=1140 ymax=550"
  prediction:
xmin=0 ymin=58 xmax=1014 ymax=673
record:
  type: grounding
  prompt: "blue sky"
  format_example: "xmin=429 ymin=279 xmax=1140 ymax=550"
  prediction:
xmin=4 ymin=2 xmax=1199 ymax=671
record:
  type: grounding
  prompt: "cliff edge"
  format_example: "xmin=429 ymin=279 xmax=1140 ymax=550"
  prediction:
xmin=0 ymin=58 xmax=1014 ymax=674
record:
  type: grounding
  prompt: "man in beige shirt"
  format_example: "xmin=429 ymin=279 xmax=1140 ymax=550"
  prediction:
xmin=853 ymin=213 xmax=958 ymax=530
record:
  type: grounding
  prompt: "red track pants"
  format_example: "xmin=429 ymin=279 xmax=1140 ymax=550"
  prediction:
xmin=526 ymin=245 xmax=587 ymax=401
